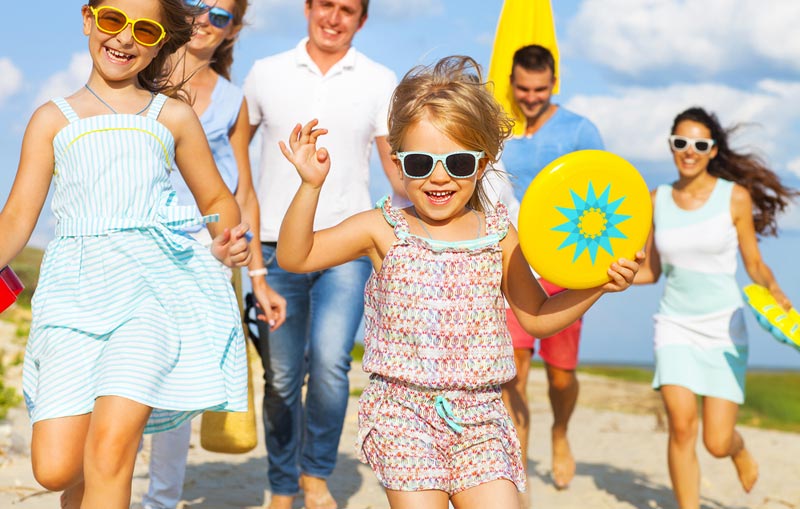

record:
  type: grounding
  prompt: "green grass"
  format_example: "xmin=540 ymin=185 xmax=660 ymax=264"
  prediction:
xmin=7 ymin=246 xmax=44 ymax=309
xmin=581 ymin=363 xmax=800 ymax=433
xmin=0 ymin=356 xmax=21 ymax=420
xmin=351 ymin=342 xmax=365 ymax=363
xmin=738 ymin=371 xmax=800 ymax=433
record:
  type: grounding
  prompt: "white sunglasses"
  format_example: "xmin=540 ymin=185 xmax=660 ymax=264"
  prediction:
xmin=669 ymin=135 xmax=715 ymax=154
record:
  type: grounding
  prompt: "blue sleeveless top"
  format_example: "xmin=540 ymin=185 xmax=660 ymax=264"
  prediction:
xmin=170 ymin=76 xmax=244 ymax=232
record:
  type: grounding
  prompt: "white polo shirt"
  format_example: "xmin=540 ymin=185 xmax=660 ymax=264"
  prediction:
xmin=243 ymin=38 xmax=397 ymax=242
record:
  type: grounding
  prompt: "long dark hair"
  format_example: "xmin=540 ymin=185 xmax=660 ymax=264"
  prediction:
xmin=209 ymin=0 xmax=248 ymax=80
xmin=672 ymin=107 xmax=798 ymax=237
xmin=87 ymin=0 xmax=198 ymax=99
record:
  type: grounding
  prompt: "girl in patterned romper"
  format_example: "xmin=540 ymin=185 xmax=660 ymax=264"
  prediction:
xmin=0 ymin=1 xmax=252 ymax=507
xmin=277 ymin=55 xmax=643 ymax=509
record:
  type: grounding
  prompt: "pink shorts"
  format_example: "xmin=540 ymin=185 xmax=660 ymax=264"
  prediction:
xmin=507 ymin=279 xmax=582 ymax=370
xmin=356 ymin=376 xmax=526 ymax=495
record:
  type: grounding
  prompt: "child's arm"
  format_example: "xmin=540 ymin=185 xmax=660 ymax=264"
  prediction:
xmin=0 ymin=104 xmax=61 ymax=267
xmin=733 ymin=184 xmax=792 ymax=309
xmin=164 ymin=99 xmax=250 ymax=267
xmin=276 ymin=120 xmax=383 ymax=273
xmin=501 ymin=224 xmax=643 ymax=338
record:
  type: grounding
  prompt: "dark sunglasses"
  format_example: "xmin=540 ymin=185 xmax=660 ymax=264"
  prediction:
xmin=396 ymin=150 xmax=485 ymax=179
xmin=669 ymin=135 xmax=715 ymax=154
xmin=184 ymin=0 xmax=234 ymax=29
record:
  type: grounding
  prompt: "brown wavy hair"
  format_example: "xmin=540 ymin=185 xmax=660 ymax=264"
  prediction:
xmin=208 ymin=0 xmax=248 ymax=80
xmin=388 ymin=56 xmax=514 ymax=212
xmin=672 ymin=107 xmax=798 ymax=237
xmin=305 ymin=0 xmax=368 ymax=18
xmin=87 ymin=0 xmax=199 ymax=99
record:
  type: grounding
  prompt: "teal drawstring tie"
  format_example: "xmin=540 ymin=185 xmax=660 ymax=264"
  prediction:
xmin=434 ymin=395 xmax=464 ymax=433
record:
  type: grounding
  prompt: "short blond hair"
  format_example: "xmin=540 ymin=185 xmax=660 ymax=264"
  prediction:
xmin=388 ymin=56 xmax=513 ymax=211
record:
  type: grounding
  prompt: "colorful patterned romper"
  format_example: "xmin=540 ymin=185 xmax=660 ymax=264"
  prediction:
xmin=356 ymin=197 xmax=526 ymax=494
xmin=21 ymin=95 xmax=247 ymax=433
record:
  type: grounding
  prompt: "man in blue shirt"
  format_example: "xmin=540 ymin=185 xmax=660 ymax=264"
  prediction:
xmin=499 ymin=44 xmax=603 ymax=498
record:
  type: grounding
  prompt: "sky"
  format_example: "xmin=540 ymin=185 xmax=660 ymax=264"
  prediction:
xmin=1 ymin=0 xmax=800 ymax=368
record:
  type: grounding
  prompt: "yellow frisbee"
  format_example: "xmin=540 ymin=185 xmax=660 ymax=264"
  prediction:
xmin=518 ymin=150 xmax=652 ymax=289
xmin=742 ymin=284 xmax=800 ymax=351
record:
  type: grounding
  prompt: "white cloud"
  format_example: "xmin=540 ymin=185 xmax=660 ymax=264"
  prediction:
xmin=567 ymin=0 xmax=800 ymax=78
xmin=787 ymin=157 xmax=800 ymax=179
xmin=565 ymin=80 xmax=800 ymax=168
xmin=245 ymin=0 xmax=303 ymax=30
xmin=245 ymin=0 xmax=443 ymax=29
xmin=0 ymin=58 xmax=23 ymax=106
xmin=33 ymin=53 xmax=92 ymax=107
xmin=371 ymin=0 xmax=444 ymax=18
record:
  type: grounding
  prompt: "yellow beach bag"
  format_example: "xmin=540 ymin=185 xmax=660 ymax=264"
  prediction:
xmin=200 ymin=270 xmax=259 ymax=453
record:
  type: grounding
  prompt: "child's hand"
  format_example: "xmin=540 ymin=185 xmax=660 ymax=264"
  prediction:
xmin=211 ymin=222 xmax=252 ymax=267
xmin=278 ymin=119 xmax=330 ymax=188
xmin=601 ymin=250 xmax=645 ymax=292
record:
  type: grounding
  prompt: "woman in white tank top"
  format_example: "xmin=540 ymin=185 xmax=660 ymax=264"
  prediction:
xmin=634 ymin=107 xmax=797 ymax=509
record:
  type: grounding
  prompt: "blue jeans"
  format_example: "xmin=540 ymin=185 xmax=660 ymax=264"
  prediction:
xmin=254 ymin=244 xmax=371 ymax=496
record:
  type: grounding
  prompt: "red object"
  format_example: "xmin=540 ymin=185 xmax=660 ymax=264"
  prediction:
xmin=0 ymin=266 xmax=23 ymax=312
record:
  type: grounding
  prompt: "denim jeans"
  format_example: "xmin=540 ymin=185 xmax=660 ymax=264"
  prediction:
xmin=254 ymin=244 xmax=372 ymax=496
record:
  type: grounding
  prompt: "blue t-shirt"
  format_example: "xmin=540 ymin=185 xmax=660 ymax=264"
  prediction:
xmin=170 ymin=76 xmax=244 ymax=231
xmin=502 ymin=106 xmax=604 ymax=202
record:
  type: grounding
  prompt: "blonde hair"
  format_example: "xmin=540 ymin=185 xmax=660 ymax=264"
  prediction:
xmin=388 ymin=56 xmax=513 ymax=211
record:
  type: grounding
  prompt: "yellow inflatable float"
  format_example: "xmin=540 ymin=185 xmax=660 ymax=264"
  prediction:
xmin=742 ymin=284 xmax=800 ymax=351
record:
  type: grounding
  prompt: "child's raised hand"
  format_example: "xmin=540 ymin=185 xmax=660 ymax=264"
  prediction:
xmin=601 ymin=250 xmax=646 ymax=293
xmin=211 ymin=222 xmax=252 ymax=267
xmin=278 ymin=119 xmax=330 ymax=188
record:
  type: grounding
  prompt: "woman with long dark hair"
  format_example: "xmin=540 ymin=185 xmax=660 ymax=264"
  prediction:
xmin=635 ymin=107 xmax=796 ymax=508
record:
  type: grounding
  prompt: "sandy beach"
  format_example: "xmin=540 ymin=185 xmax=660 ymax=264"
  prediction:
xmin=0 ymin=334 xmax=798 ymax=509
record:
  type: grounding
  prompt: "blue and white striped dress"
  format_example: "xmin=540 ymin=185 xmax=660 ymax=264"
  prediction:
xmin=651 ymin=178 xmax=748 ymax=403
xmin=21 ymin=95 xmax=247 ymax=433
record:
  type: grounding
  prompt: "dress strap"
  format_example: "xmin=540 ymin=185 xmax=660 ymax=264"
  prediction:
xmin=485 ymin=202 xmax=510 ymax=241
xmin=376 ymin=195 xmax=410 ymax=236
xmin=146 ymin=94 xmax=169 ymax=120
xmin=51 ymin=97 xmax=80 ymax=123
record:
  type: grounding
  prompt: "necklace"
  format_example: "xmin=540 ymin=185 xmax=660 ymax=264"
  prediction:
xmin=412 ymin=207 xmax=482 ymax=240
xmin=84 ymin=83 xmax=155 ymax=115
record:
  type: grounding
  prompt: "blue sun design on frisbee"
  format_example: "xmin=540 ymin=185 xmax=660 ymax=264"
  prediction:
xmin=551 ymin=182 xmax=631 ymax=263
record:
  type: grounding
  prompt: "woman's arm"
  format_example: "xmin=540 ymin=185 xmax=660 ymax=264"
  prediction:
xmin=732 ymin=184 xmax=792 ymax=309
xmin=634 ymin=189 xmax=661 ymax=284
xmin=0 ymin=104 xmax=60 ymax=267
xmin=276 ymin=120 xmax=380 ymax=273
xmin=230 ymin=99 xmax=286 ymax=329
xmin=501 ymin=224 xmax=642 ymax=338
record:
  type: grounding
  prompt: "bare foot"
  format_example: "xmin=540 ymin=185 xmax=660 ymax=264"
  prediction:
xmin=266 ymin=494 xmax=295 ymax=509
xmin=732 ymin=447 xmax=759 ymax=493
xmin=551 ymin=430 xmax=575 ymax=490
xmin=300 ymin=473 xmax=338 ymax=509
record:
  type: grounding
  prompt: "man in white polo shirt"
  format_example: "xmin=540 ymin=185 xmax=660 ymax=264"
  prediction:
xmin=243 ymin=1 xmax=399 ymax=508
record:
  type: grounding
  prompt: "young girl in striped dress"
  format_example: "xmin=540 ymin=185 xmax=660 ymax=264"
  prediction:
xmin=0 ymin=1 xmax=251 ymax=507
xmin=276 ymin=55 xmax=643 ymax=509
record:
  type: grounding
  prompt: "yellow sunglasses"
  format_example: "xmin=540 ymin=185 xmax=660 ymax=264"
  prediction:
xmin=89 ymin=5 xmax=166 ymax=47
